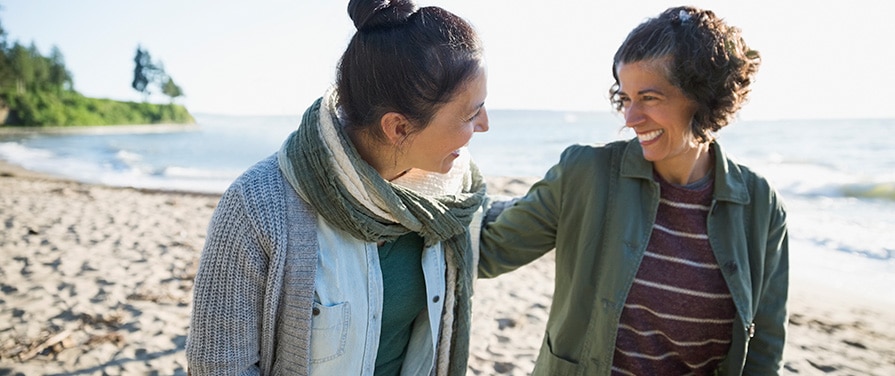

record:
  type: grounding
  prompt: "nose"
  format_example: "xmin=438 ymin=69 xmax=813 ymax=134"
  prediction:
xmin=474 ymin=107 xmax=490 ymax=133
xmin=624 ymin=102 xmax=645 ymax=128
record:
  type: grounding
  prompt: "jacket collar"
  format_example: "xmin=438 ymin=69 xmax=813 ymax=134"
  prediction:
xmin=619 ymin=138 xmax=750 ymax=204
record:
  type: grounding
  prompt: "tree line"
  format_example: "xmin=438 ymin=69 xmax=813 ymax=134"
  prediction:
xmin=0 ymin=18 xmax=192 ymax=126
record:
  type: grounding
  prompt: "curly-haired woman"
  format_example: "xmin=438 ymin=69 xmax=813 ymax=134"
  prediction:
xmin=479 ymin=6 xmax=789 ymax=375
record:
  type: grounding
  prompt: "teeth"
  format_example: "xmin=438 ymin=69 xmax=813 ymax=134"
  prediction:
xmin=638 ymin=129 xmax=663 ymax=142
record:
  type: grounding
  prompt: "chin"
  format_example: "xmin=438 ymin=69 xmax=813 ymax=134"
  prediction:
xmin=437 ymin=161 xmax=455 ymax=174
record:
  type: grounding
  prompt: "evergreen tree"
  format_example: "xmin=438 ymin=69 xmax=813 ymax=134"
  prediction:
xmin=48 ymin=46 xmax=72 ymax=92
xmin=131 ymin=46 xmax=154 ymax=98
xmin=132 ymin=46 xmax=183 ymax=103
xmin=9 ymin=43 xmax=31 ymax=94
xmin=161 ymin=76 xmax=183 ymax=103
xmin=0 ymin=18 xmax=7 ymax=50
xmin=28 ymin=42 xmax=51 ymax=91
xmin=0 ymin=20 xmax=11 ymax=92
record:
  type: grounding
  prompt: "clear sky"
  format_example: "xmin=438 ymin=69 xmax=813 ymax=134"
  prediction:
xmin=2 ymin=0 xmax=893 ymax=120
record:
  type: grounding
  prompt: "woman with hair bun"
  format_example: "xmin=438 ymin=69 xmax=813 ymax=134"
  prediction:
xmin=479 ymin=6 xmax=788 ymax=375
xmin=186 ymin=1 xmax=489 ymax=374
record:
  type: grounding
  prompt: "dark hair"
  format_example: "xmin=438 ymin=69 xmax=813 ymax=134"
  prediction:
xmin=338 ymin=0 xmax=483 ymax=140
xmin=609 ymin=6 xmax=760 ymax=142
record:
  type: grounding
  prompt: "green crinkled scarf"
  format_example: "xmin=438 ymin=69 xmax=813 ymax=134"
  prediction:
xmin=277 ymin=93 xmax=485 ymax=376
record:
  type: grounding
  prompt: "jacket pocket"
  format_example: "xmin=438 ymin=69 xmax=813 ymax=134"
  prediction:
xmin=310 ymin=301 xmax=350 ymax=364
xmin=532 ymin=331 xmax=580 ymax=376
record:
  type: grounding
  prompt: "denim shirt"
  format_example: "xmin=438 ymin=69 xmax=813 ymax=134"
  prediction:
xmin=311 ymin=218 xmax=447 ymax=376
xmin=479 ymin=139 xmax=789 ymax=375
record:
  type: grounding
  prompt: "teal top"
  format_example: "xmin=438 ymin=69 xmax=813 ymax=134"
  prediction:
xmin=375 ymin=232 xmax=427 ymax=375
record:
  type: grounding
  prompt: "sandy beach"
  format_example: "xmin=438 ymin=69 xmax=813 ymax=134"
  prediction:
xmin=1 ymin=162 xmax=894 ymax=375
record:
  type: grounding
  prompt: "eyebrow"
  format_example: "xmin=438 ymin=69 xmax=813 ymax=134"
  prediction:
xmin=467 ymin=101 xmax=485 ymax=116
xmin=636 ymin=88 xmax=665 ymax=96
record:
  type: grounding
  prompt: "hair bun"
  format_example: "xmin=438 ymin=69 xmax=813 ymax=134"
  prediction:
xmin=347 ymin=0 xmax=417 ymax=31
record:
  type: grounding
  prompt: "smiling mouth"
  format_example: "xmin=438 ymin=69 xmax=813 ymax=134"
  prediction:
xmin=638 ymin=129 xmax=664 ymax=142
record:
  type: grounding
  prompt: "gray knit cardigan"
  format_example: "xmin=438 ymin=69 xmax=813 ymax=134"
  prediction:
xmin=186 ymin=155 xmax=319 ymax=374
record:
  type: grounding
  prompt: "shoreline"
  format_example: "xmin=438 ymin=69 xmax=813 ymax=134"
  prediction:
xmin=1 ymin=161 xmax=894 ymax=374
xmin=0 ymin=159 xmax=222 ymax=198
xmin=0 ymin=123 xmax=200 ymax=136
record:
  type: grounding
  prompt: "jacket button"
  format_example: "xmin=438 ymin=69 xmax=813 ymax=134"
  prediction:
xmin=724 ymin=261 xmax=738 ymax=274
xmin=433 ymin=296 xmax=440 ymax=303
xmin=312 ymin=307 xmax=320 ymax=316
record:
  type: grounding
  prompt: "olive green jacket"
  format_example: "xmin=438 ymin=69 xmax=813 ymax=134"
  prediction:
xmin=479 ymin=139 xmax=789 ymax=375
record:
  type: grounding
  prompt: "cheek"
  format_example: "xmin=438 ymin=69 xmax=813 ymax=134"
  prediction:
xmin=665 ymin=112 xmax=695 ymax=138
xmin=440 ymin=128 xmax=471 ymax=150
xmin=460 ymin=124 xmax=476 ymax=142
xmin=461 ymin=129 xmax=474 ymax=144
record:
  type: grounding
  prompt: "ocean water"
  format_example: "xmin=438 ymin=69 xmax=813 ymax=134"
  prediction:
xmin=1 ymin=111 xmax=893 ymax=302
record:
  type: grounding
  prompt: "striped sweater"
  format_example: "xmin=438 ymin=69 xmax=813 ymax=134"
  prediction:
xmin=611 ymin=172 xmax=736 ymax=375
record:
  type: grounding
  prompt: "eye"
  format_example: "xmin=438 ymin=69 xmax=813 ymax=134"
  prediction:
xmin=466 ymin=108 xmax=482 ymax=122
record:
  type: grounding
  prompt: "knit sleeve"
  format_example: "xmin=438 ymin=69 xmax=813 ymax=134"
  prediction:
xmin=186 ymin=181 xmax=269 ymax=375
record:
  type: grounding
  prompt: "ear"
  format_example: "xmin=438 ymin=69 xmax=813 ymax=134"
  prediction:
xmin=379 ymin=112 xmax=411 ymax=146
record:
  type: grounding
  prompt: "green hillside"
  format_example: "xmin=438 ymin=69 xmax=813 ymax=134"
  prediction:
xmin=0 ymin=19 xmax=194 ymax=127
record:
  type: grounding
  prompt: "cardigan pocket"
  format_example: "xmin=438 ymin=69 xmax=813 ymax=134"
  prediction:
xmin=310 ymin=301 xmax=350 ymax=364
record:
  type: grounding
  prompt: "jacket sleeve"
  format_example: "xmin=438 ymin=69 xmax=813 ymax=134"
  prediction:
xmin=478 ymin=157 xmax=564 ymax=278
xmin=186 ymin=184 xmax=268 ymax=375
xmin=744 ymin=191 xmax=789 ymax=374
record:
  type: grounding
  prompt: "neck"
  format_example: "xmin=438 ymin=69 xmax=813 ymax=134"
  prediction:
xmin=654 ymin=142 xmax=713 ymax=185
xmin=348 ymin=130 xmax=407 ymax=181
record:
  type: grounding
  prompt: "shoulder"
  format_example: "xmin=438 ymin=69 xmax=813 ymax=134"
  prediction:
xmin=556 ymin=140 xmax=628 ymax=175
xmin=230 ymin=154 xmax=285 ymax=196
xmin=560 ymin=140 xmax=626 ymax=160
xmin=218 ymin=154 xmax=315 ymax=232
xmin=726 ymin=154 xmax=777 ymax=197
xmin=716 ymin=143 xmax=787 ymax=218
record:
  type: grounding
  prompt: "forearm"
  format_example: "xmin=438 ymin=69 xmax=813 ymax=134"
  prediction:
xmin=478 ymin=184 xmax=558 ymax=278
xmin=186 ymin=192 xmax=268 ymax=374
xmin=744 ymin=208 xmax=789 ymax=374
